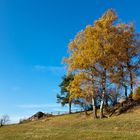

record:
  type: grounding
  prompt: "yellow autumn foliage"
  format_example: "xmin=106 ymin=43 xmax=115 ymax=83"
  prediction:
xmin=65 ymin=9 xmax=138 ymax=102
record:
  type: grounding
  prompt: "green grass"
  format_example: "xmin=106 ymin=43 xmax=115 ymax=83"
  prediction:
xmin=0 ymin=107 xmax=140 ymax=140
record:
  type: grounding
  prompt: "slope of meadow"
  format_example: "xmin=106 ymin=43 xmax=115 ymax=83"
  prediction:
xmin=0 ymin=107 xmax=140 ymax=140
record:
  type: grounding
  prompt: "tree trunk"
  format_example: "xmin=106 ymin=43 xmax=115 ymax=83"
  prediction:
xmin=0 ymin=120 xmax=2 ymax=127
xmin=84 ymin=108 xmax=88 ymax=116
xmin=120 ymin=65 xmax=127 ymax=97
xmin=105 ymin=96 xmax=109 ymax=107
xmin=130 ymin=71 xmax=133 ymax=95
xmin=100 ymin=98 xmax=104 ymax=119
xmin=69 ymin=101 xmax=72 ymax=114
xmin=127 ymin=61 xmax=133 ymax=98
xmin=100 ymin=69 xmax=106 ymax=119
xmin=92 ymin=97 xmax=97 ymax=119
xmin=83 ymin=100 xmax=88 ymax=116
xmin=124 ymin=85 xmax=127 ymax=98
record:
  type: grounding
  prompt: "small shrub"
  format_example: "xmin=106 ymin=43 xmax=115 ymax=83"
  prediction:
xmin=19 ymin=118 xmax=26 ymax=124
xmin=133 ymin=87 xmax=140 ymax=101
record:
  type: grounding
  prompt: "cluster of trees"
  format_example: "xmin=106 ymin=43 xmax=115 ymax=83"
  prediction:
xmin=57 ymin=74 xmax=92 ymax=115
xmin=58 ymin=9 xmax=140 ymax=119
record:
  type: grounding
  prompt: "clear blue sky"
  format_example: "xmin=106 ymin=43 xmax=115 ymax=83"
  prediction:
xmin=0 ymin=0 xmax=140 ymax=123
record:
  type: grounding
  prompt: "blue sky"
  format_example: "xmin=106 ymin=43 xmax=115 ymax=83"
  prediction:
xmin=0 ymin=0 xmax=140 ymax=123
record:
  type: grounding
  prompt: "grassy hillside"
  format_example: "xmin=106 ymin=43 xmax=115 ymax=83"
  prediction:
xmin=0 ymin=107 xmax=140 ymax=140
